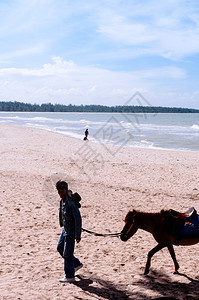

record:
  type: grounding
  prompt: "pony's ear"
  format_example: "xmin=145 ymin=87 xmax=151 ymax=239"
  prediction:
xmin=125 ymin=210 xmax=137 ymax=222
xmin=129 ymin=210 xmax=137 ymax=218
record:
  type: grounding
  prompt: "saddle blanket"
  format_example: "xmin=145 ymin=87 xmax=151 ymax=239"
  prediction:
xmin=179 ymin=214 xmax=199 ymax=237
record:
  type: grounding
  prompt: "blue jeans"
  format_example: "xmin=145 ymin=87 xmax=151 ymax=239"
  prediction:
xmin=57 ymin=229 xmax=81 ymax=278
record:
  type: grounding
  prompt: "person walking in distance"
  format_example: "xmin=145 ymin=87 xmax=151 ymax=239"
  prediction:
xmin=56 ymin=180 xmax=83 ymax=283
xmin=84 ymin=129 xmax=89 ymax=140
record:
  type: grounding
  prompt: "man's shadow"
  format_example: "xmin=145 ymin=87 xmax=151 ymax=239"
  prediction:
xmin=74 ymin=274 xmax=131 ymax=300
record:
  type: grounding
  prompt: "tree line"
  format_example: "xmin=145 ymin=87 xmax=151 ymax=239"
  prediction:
xmin=0 ymin=101 xmax=199 ymax=113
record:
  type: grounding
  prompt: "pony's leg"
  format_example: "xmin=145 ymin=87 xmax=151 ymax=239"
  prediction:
xmin=167 ymin=245 xmax=179 ymax=273
xmin=144 ymin=244 xmax=164 ymax=275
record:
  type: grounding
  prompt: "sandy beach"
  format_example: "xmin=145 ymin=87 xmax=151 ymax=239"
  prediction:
xmin=0 ymin=124 xmax=199 ymax=300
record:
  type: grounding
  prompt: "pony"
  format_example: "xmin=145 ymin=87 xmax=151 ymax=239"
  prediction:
xmin=120 ymin=208 xmax=199 ymax=275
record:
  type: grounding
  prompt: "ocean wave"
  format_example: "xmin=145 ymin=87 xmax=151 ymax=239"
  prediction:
xmin=1 ymin=112 xmax=199 ymax=152
xmin=55 ymin=130 xmax=83 ymax=139
xmin=0 ymin=114 xmax=190 ymax=132
xmin=0 ymin=119 xmax=14 ymax=123
xmin=192 ymin=124 xmax=199 ymax=130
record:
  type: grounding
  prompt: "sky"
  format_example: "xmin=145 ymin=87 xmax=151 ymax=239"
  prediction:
xmin=0 ymin=0 xmax=199 ymax=109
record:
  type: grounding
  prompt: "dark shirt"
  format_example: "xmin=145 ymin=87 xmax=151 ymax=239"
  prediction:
xmin=59 ymin=198 xmax=82 ymax=239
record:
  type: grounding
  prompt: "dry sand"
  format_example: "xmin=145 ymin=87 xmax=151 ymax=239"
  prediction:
xmin=0 ymin=124 xmax=199 ymax=300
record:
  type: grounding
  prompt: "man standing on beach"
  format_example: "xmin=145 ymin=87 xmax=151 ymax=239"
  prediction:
xmin=56 ymin=180 xmax=83 ymax=283
xmin=83 ymin=128 xmax=89 ymax=140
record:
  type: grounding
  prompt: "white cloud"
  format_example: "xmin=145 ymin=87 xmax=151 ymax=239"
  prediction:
xmin=0 ymin=57 xmax=77 ymax=77
xmin=0 ymin=57 xmax=186 ymax=81
xmin=0 ymin=57 xmax=190 ymax=107
xmin=97 ymin=1 xmax=199 ymax=60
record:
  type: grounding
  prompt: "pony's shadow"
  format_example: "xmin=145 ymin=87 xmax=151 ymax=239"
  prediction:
xmin=138 ymin=269 xmax=199 ymax=299
xmin=72 ymin=271 xmax=199 ymax=300
xmin=74 ymin=274 xmax=131 ymax=300
xmin=175 ymin=271 xmax=199 ymax=283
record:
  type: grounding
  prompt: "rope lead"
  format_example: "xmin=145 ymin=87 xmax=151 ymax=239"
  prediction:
xmin=82 ymin=228 xmax=121 ymax=237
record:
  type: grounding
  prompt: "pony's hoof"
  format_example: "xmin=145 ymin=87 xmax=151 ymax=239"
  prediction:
xmin=174 ymin=267 xmax=179 ymax=274
xmin=144 ymin=270 xmax=149 ymax=275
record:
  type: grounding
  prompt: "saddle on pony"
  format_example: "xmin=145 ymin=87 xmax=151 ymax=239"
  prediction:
xmin=161 ymin=207 xmax=199 ymax=239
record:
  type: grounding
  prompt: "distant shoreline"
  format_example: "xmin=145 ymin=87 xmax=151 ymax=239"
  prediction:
xmin=0 ymin=101 xmax=199 ymax=113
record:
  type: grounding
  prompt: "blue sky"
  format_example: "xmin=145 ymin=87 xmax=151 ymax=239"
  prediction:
xmin=0 ymin=0 xmax=199 ymax=108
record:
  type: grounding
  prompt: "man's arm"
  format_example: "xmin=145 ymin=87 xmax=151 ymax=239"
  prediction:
xmin=71 ymin=202 xmax=82 ymax=242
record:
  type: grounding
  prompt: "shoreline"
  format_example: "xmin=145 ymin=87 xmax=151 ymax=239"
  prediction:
xmin=0 ymin=123 xmax=199 ymax=299
xmin=1 ymin=121 xmax=199 ymax=153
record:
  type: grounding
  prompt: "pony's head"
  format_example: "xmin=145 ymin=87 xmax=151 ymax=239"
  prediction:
xmin=120 ymin=210 xmax=138 ymax=242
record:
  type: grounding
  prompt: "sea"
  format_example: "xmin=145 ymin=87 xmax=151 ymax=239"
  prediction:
xmin=0 ymin=112 xmax=199 ymax=152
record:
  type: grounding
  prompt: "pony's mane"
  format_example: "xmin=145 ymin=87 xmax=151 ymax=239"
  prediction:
xmin=126 ymin=209 xmax=161 ymax=221
xmin=127 ymin=209 xmax=161 ymax=214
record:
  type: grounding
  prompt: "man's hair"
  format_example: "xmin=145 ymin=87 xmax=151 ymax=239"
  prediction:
xmin=56 ymin=180 xmax=68 ymax=190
